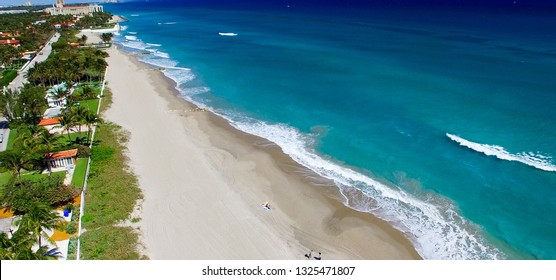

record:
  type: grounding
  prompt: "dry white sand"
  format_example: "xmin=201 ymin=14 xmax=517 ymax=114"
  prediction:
xmin=103 ymin=46 xmax=420 ymax=260
xmin=76 ymin=31 xmax=103 ymax=44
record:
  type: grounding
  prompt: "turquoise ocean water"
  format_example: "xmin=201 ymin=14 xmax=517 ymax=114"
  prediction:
xmin=104 ymin=2 xmax=556 ymax=259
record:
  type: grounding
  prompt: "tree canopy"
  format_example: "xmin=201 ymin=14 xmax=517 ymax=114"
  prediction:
xmin=1 ymin=175 xmax=79 ymax=214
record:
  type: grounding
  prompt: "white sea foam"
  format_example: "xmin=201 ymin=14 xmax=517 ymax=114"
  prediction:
xmin=447 ymin=133 xmax=556 ymax=172
xmin=128 ymin=32 xmax=137 ymax=35
xmin=120 ymin=40 xmax=150 ymax=51
xmin=178 ymin=86 xmax=210 ymax=97
xmin=125 ymin=35 xmax=137 ymax=41
xmin=145 ymin=49 xmax=170 ymax=58
xmin=130 ymin=14 xmax=139 ymax=17
xmin=114 ymin=30 xmax=503 ymax=259
xmin=218 ymin=120 xmax=504 ymax=259
xmin=138 ymin=55 xmax=195 ymax=85
xmin=147 ymin=43 xmax=162 ymax=47
xmin=219 ymin=32 xmax=238 ymax=36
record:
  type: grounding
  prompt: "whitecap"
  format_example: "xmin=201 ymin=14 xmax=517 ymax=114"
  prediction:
xmin=219 ymin=32 xmax=238 ymax=36
xmin=125 ymin=35 xmax=137 ymax=41
xmin=447 ymin=133 xmax=556 ymax=172
xmin=210 ymin=118 xmax=505 ymax=259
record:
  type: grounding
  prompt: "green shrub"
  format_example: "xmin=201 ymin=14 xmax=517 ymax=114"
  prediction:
xmin=77 ymin=145 xmax=91 ymax=158
xmin=1 ymin=175 xmax=79 ymax=213
xmin=66 ymin=221 xmax=78 ymax=234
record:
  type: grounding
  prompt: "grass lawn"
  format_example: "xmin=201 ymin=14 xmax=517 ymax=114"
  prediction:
xmin=0 ymin=172 xmax=12 ymax=195
xmin=73 ymin=85 xmax=102 ymax=99
xmin=0 ymin=70 xmax=18 ymax=87
xmin=6 ymin=128 xmax=17 ymax=150
xmin=78 ymin=98 xmax=100 ymax=114
xmin=55 ymin=131 xmax=90 ymax=149
xmin=71 ymin=158 xmax=88 ymax=188
xmin=20 ymin=170 xmax=66 ymax=181
xmin=0 ymin=172 xmax=12 ymax=186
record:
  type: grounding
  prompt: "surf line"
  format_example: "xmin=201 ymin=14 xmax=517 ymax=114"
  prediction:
xmin=446 ymin=133 xmax=556 ymax=172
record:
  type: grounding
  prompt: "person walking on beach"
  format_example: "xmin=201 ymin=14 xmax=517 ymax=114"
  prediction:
xmin=304 ymin=250 xmax=312 ymax=259
xmin=314 ymin=252 xmax=322 ymax=260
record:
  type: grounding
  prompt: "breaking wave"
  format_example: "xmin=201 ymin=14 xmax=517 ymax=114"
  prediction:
xmin=447 ymin=133 xmax=556 ymax=172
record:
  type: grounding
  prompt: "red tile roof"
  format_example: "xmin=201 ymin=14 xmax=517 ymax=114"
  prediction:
xmin=38 ymin=118 xmax=60 ymax=126
xmin=0 ymin=39 xmax=20 ymax=45
xmin=46 ymin=149 xmax=78 ymax=160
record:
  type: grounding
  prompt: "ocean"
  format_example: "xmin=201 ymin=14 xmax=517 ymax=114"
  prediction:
xmin=104 ymin=1 xmax=556 ymax=259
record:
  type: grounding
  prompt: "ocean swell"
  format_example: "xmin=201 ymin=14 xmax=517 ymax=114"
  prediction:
xmin=226 ymin=121 xmax=504 ymax=260
xmin=447 ymin=133 xmax=556 ymax=172
xmin=114 ymin=28 xmax=504 ymax=260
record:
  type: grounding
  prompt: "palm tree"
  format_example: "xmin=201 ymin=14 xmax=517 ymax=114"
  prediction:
xmin=0 ymin=230 xmax=36 ymax=260
xmin=1 ymin=221 xmax=63 ymax=260
xmin=0 ymin=149 xmax=35 ymax=177
xmin=84 ymin=111 xmax=102 ymax=143
xmin=70 ymin=106 xmax=89 ymax=136
xmin=34 ymin=127 xmax=62 ymax=152
xmin=14 ymin=203 xmax=64 ymax=249
xmin=59 ymin=113 xmax=76 ymax=141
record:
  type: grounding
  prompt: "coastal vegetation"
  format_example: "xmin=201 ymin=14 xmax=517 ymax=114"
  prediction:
xmin=0 ymin=69 xmax=17 ymax=87
xmin=0 ymin=10 xmax=135 ymax=260
xmin=78 ymin=87 xmax=144 ymax=260
xmin=26 ymin=30 xmax=108 ymax=86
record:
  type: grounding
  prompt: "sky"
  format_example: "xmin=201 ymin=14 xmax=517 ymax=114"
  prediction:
xmin=1 ymin=0 xmax=98 ymax=6
xmin=2 ymin=0 xmax=555 ymax=12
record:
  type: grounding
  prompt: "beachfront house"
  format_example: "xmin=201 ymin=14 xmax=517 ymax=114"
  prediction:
xmin=45 ymin=83 xmax=70 ymax=108
xmin=45 ymin=92 xmax=67 ymax=108
xmin=45 ymin=149 xmax=78 ymax=170
xmin=38 ymin=117 xmax=61 ymax=132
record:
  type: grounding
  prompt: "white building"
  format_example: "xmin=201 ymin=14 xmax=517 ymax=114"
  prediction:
xmin=45 ymin=149 xmax=78 ymax=169
xmin=46 ymin=0 xmax=103 ymax=16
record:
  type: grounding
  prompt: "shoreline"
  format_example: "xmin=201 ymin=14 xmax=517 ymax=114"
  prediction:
xmin=104 ymin=44 xmax=421 ymax=259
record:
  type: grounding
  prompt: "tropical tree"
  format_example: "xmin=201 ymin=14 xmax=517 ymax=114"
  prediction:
xmin=34 ymin=127 xmax=62 ymax=153
xmin=14 ymin=203 xmax=64 ymax=249
xmin=69 ymin=106 xmax=89 ymax=136
xmin=58 ymin=114 xmax=76 ymax=142
xmin=1 ymin=176 xmax=78 ymax=214
xmin=84 ymin=111 xmax=102 ymax=143
xmin=0 ymin=229 xmax=35 ymax=260
xmin=0 ymin=149 xmax=38 ymax=177
xmin=0 ymin=88 xmax=20 ymax=123
xmin=100 ymin=32 xmax=113 ymax=43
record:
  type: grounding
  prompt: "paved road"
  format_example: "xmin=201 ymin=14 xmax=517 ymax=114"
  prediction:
xmin=7 ymin=32 xmax=61 ymax=91
xmin=1 ymin=33 xmax=61 ymax=151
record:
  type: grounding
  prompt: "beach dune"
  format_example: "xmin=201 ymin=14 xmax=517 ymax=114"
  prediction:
xmin=103 ymin=46 xmax=420 ymax=260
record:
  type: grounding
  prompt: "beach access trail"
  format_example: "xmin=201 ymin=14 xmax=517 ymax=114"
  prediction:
xmin=103 ymin=46 xmax=420 ymax=259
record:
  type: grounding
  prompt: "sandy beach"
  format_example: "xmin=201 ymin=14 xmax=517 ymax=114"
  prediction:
xmin=103 ymin=44 xmax=420 ymax=260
